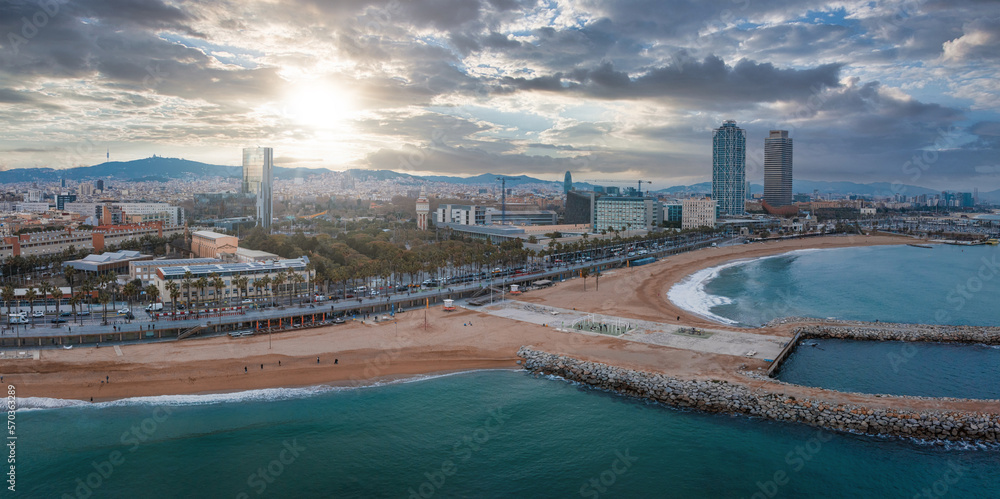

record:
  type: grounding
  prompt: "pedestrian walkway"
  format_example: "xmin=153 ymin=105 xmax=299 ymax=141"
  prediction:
xmin=480 ymin=300 xmax=788 ymax=360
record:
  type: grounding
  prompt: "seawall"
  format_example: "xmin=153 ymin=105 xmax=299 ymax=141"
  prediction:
xmin=517 ymin=347 xmax=999 ymax=444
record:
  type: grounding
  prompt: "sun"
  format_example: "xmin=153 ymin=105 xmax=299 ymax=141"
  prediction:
xmin=281 ymin=81 xmax=356 ymax=130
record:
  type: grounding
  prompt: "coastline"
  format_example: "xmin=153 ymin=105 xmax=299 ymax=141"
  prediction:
xmin=4 ymin=233 xmax=923 ymax=404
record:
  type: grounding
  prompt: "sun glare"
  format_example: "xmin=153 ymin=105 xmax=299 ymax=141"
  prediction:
xmin=282 ymin=82 xmax=356 ymax=130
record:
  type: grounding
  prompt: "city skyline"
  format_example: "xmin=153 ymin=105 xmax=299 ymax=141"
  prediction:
xmin=0 ymin=1 xmax=998 ymax=191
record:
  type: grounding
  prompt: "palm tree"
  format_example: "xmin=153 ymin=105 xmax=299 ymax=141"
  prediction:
xmin=195 ymin=277 xmax=208 ymax=309
xmin=182 ymin=278 xmax=193 ymax=310
xmin=1 ymin=284 xmax=14 ymax=316
xmin=183 ymin=270 xmax=194 ymax=309
xmin=236 ymin=276 xmax=249 ymax=303
xmin=291 ymin=271 xmax=305 ymax=306
xmin=69 ymin=293 xmax=82 ymax=324
xmin=256 ymin=276 xmax=271 ymax=303
xmin=24 ymin=287 xmax=37 ymax=328
xmin=580 ymin=267 xmax=590 ymax=291
xmin=210 ymin=273 xmax=225 ymax=306
xmin=271 ymin=273 xmax=285 ymax=307
xmin=64 ymin=265 xmax=77 ymax=298
xmin=99 ymin=291 xmax=110 ymax=324
xmin=37 ymin=281 xmax=52 ymax=314
xmin=166 ymin=282 xmax=180 ymax=314
xmin=51 ymin=286 xmax=63 ymax=317
xmin=145 ymin=284 xmax=160 ymax=308
xmin=122 ymin=281 xmax=138 ymax=313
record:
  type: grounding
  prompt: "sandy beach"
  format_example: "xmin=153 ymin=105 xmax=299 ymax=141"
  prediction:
xmin=7 ymin=233 xmax=917 ymax=403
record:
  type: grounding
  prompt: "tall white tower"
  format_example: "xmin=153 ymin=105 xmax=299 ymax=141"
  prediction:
xmin=416 ymin=191 xmax=429 ymax=230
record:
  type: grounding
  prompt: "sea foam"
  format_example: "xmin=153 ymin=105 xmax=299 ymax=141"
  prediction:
xmin=17 ymin=369 xmax=517 ymax=411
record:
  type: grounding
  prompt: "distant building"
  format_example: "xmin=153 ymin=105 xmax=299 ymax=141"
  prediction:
xmin=483 ymin=209 xmax=557 ymax=226
xmin=25 ymin=189 xmax=42 ymax=203
xmin=437 ymin=204 xmax=482 ymax=225
xmin=764 ymin=130 xmax=793 ymax=207
xmin=712 ymin=120 xmax=746 ymax=216
xmin=664 ymin=203 xmax=683 ymax=223
xmin=564 ymin=171 xmax=573 ymax=193
xmin=79 ymin=182 xmax=94 ymax=196
xmin=682 ymin=197 xmax=717 ymax=229
xmin=64 ymin=202 xmax=184 ymax=226
xmin=95 ymin=179 xmax=105 ymax=191
xmin=565 ymin=190 xmax=599 ymax=225
xmin=56 ymin=194 xmax=77 ymax=211
xmin=416 ymin=192 xmax=429 ymax=230
xmin=193 ymin=192 xmax=258 ymax=220
xmin=234 ymin=248 xmax=280 ymax=263
xmin=593 ymin=196 xmax=662 ymax=233
xmin=191 ymin=230 xmax=239 ymax=259
xmin=14 ymin=202 xmax=50 ymax=213
xmin=242 ymin=147 xmax=274 ymax=231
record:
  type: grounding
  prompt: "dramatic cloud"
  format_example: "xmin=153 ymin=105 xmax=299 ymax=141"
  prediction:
xmin=0 ymin=0 xmax=996 ymax=190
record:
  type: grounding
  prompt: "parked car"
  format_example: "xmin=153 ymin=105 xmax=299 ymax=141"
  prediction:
xmin=50 ymin=317 xmax=67 ymax=323
xmin=116 ymin=307 xmax=130 ymax=315
xmin=31 ymin=311 xmax=45 ymax=318
xmin=241 ymin=299 xmax=253 ymax=304
xmin=332 ymin=317 xmax=346 ymax=324
xmin=60 ymin=311 xmax=73 ymax=317
xmin=77 ymin=310 xmax=91 ymax=316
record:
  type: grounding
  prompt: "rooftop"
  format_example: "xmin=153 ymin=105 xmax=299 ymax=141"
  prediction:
xmin=192 ymin=230 xmax=234 ymax=240
xmin=158 ymin=256 xmax=310 ymax=278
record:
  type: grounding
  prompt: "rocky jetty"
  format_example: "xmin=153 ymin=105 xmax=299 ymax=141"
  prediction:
xmin=793 ymin=323 xmax=1000 ymax=344
xmin=518 ymin=347 xmax=1000 ymax=444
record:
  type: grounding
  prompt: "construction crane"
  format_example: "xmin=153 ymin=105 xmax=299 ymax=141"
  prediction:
xmin=586 ymin=179 xmax=653 ymax=196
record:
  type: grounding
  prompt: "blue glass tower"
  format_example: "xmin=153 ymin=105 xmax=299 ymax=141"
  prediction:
xmin=712 ymin=120 xmax=746 ymax=216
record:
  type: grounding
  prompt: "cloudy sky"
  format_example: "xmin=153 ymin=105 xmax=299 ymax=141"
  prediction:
xmin=1 ymin=0 xmax=998 ymax=190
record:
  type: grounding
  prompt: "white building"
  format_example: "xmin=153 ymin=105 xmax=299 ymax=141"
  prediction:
xmin=593 ymin=197 xmax=662 ymax=233
xmin=682 ymin=197 xmax=717 ymax=229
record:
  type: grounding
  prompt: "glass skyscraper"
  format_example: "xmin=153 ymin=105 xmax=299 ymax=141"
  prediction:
xmin=764 ymin=130 xmax=793 ymax=207
xmin=712 ymin=120 xmax=746 ymax=216
xmin=242 ymin=147 xmax=273 ymax=231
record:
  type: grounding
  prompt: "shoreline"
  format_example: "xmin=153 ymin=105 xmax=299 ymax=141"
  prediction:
xmin=7 ymin=233 xmax=980 ymax=409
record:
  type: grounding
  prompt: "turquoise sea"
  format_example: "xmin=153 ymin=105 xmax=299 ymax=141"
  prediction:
xmin=17 ymin=370 xmax=1000 ymax=498
xmin=775 ymin=339 xmax=1000 ymax=399
xmin=670 ymin=244 xmax=1000 ymax=327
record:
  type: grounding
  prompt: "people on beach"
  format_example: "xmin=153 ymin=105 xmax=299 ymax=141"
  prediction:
xmin=244 ymin=366 xmax=247 ymax=373
xmin=335 ymin=359 xmax=338 ymax=364
xmin=317 ymin=357 xmax=320 ymax=364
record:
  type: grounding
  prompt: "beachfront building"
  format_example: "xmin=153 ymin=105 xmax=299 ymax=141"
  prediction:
xmin=712 ymin=120 xmax=747 ymax=216
xmin=129 ymin=258 xmax=221 ymax=285
xmin=191 ymin=230 xmax=239 ymax=259
xmin=151 ymin=257 xmax=313 ymax=307
xmin=682 ymin=197 xmax=717 ymax=229
xmin=63 ymin=250 xmax=152 ymax=276
xmin=593 ymin=196 xmax=662 ymax=233
xmin=764 ymin=130 xmax=793 ymax=207
xmin=242 ymin=147 xmax=274 ymax=231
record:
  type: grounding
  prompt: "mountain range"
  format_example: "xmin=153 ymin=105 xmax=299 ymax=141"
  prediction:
xmin=0 ymin=156 xmax=995 ymax=202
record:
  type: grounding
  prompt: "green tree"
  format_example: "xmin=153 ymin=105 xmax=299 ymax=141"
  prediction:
xmin=1 ymin=285 xmax=14 ymax=316
xmin=24 ymin=287 xmax=38 ymax=327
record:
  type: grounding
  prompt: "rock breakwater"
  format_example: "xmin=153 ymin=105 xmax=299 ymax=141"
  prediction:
xmin=518 ymin=347 xmax=999 ymax=443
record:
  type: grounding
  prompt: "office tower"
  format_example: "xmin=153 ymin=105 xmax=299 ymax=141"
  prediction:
xmin=564 ymin=171 xmax=573 ymax=193
xmin=242 ymin=147 xmax=273 ymax=231
xmin=56 ymin=194 xmax=77 ymax=211
xmin=95 ymin=179 xmax=105 ymax=191
xmin=764 ymin=130 xmax=793 ymax=207
xmin=61 ymin=177 xmax=66 ymax=188
xmin=712 ymin=120 xmax=746 ymax=216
